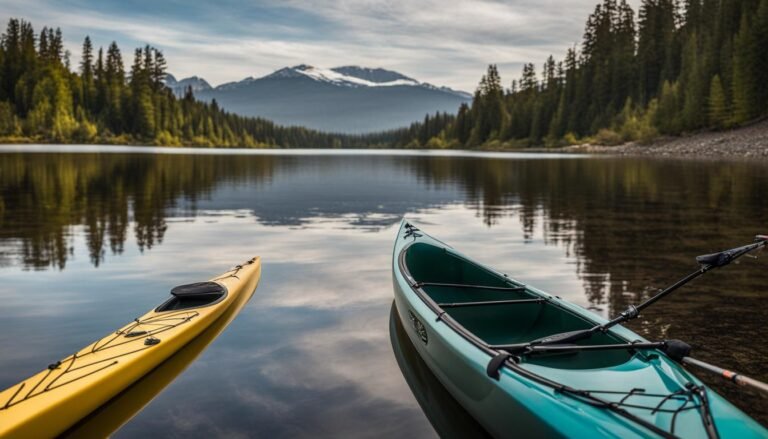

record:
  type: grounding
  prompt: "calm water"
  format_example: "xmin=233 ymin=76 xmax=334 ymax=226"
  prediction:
xmin=0 ymin=146 xmax=767 ymax=436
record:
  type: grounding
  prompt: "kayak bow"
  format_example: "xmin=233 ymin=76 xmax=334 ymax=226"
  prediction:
xmin=391 ymin=221 xmax=766 ymax=438
xmin=0 ymin=257 xmax=261 ymax=438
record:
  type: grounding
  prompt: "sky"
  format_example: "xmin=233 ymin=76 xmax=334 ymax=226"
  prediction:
xmin=0 ymin=0 xmax=640 ymax=92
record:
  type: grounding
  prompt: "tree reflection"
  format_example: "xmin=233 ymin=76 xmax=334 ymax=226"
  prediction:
xmin=2 ymin=153 xmax=767 ymax=314
xmin=0 ymin=153 xmax=276 ymax=269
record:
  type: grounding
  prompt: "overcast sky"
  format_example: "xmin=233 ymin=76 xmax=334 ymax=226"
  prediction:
xmin=0 ymin=0 xmax=641 ymax=91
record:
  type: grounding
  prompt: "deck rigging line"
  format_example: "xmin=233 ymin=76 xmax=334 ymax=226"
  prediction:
xmin=1 ymin=310 xmax=198 ymax=411
xmin=485 ymin=340 xmax=720 ymax=438
xmin=505 ymin=360 xmax=718 ymax=439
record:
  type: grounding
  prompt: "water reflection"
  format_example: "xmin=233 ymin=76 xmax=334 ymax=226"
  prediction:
xmin=1 ymin=148 xmax=767 ymax=433
xmin=389 ymin=301 xmax=491 ymax=439
xmin=61 ymin=260 xmax=259 ymax=438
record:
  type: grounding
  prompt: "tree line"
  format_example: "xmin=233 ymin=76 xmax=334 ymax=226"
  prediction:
xmin=2 ymin=0 xmax=766 ymax=150
xmin=0 ymin=18 xmax=397 ymax=148
xmin=397 ymin=0 xmax=768 ymax=148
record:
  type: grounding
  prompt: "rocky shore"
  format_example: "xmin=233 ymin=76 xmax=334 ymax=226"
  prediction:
xmin=563 ymin=119 xmax=768 ymax=159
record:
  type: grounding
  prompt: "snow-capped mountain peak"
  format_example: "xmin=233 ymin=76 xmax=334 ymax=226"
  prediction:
xmin=331 ymin=66 xmax=415 ymax=84
xmin=178 ymin=65 xmax=472 ymax=133
xmin=264 ymin=64 xmax=421 ymax=88
xmin=213 ymin=65 xmax=471 ymax=98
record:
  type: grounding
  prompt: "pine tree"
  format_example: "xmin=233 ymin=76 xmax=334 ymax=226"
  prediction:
xmin=2 ymin=19 xmax=22 ymax=101
xmin=655 ymin=80 xmax=681 ymax=134
xmin=751 ymin=0 xmax=768 ymax=118
xmin=484 ymin=64 xmax=507 ymax=139
xmin=94 ymin=47 xmax=105 ymax=114
xmin=0 ymin=101 xmax=19 ymax=135
xmin=130 ymin=47 xmax=155 ymax=138
xmin=104 ymin=42 xmax=124 ymax=132
xmin=14 ymin=20 xmax=38 ymax=116
xmin=48 ymin=28 xmax=63 ymax=65
xmin=80 ymin=36 xmax=94 ymax=111
xmin=80 ymin=36 xmax=94 ymax=80
xmin=707 ymin=74 xmax=728 ymax=129
xmin=637 ymin=0 xmax=679 ymax=103
xmin=453 ymin=102 xmax=472 ymax=145
xmin=680 ymin=32 xmax=705 ymax=130
xmin=151 ymin=49 xmax=167 ymax=91
xmin=731 ymin=13 xmax=753 ymax=124
xmin=39 ymin=27 xmax=49 ymax=59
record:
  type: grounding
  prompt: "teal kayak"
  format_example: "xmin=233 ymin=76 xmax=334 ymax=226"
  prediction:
xmin=391 ymin=220 xmax=767 ymax=438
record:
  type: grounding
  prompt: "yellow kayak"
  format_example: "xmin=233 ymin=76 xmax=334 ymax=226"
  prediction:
xmin=0 ymin=257 xmax=261 ymax=438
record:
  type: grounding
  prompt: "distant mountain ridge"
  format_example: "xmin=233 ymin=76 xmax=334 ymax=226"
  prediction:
xmin=166 ymin=65 xmax=471 ymax=133
xmin=164 ymin=74 xmax=212 ymax=96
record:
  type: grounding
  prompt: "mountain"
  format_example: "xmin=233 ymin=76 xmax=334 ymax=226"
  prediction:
xmin=164 ymin=74 xmax=212 ymax=97
xmin=186 ymin=65 xmax=471 ymax=133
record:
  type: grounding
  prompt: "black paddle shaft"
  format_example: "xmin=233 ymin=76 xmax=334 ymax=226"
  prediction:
xmin=600 ymin=237 xmax=768 ymax=332
xmin=599 ymin=266 xmax=712 ymax=331
xmin=517 ymin=236 xmax=768 ymax=349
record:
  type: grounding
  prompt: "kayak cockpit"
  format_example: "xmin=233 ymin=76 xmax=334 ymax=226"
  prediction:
xmin=403 ymin=242 xmax=633 ymax=369
xmin=156 ymin=282 xmax=227 ymax=312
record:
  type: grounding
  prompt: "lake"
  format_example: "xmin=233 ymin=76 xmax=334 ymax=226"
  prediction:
xmin=0 ymin=146 xmax=766 ymax=436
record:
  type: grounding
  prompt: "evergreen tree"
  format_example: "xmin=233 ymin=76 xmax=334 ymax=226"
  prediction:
xmin=48 ymin=28 xmax=63 ymax=65
xmin=680 ymin=32 xmax=705 ymax=130
xmin=151 ymin=49 xmax=167 ymax=91
xmin=637 ymin=0 xmax=679 ymax=103
xmin=39 ymin=27 xmax=49 ymax=59
xmin=129 ymin=47 xmax=155 ymax=138
xmin=731 ymin=13 xmax=753 ymax=124
xmin=3 ymin=9 xmax=768 ymax=152
xmin=80 ymin=36 xmax=94 ymax=110
xmin=80 ymin=36 xmax=94 ymax=80
xmin=402 ymin=0 xmax=767 ymax=148
xmin=752 ymin=0 xmax=768 ymax=117
xmin=104 ymin=41 xmax=125 ymax=132
xmin=0 ymin=101 xmax=19 ymax=135
xmin=707 ymin=74 xmax=728 ymax=129
xmin=453 ymin=103 xmax=472 ymax=145
xmin=655 ymin=80 xmax=681 ymax=134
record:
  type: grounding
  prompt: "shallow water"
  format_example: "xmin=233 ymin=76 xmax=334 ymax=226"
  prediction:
xmin=0 ymin=147 xmax=766 ymax=436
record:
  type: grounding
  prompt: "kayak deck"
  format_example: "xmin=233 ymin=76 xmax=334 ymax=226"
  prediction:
xmin=0 ymin=257 xmax=261 ymax=438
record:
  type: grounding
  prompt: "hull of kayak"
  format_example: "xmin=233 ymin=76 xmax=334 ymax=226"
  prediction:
xmin=392 ymin=220 xmax=766 ymax=439
xmin=0 ymin=257 xmax=261 ymax=438
xmin=392 ymin=279 xmax=567 ymax=438
xmin=389 ymin=301 xmax=492 ymax=438
xmin=61 ymin=258 xmax=261 ymax=438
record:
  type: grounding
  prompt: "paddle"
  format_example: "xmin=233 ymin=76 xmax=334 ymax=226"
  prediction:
xmin=680 ymin=356 xmax=768 ymax=395
xmin=519 ymin=235 xmax=768 ymax=349
xmin=655 ymin=340 xmax=768 ymax=395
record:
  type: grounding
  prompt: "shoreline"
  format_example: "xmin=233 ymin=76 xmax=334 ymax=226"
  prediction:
xmin=2 ymin=119 xmax=767 ymax=160
xmin=559 ymin=119 xmax=768 ymax=159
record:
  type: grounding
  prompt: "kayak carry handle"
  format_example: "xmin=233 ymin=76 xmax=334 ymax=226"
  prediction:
xmin=486 ymin=352 xmax=513 ymax=380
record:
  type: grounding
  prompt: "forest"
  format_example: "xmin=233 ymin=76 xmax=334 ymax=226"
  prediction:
xmin=1 ymin=0 xmax=766 ymax=149
xmin=0 ymin=19 xmax=397 ymax=148
xmin=398 ymin=0 xmax=768 ymax=148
